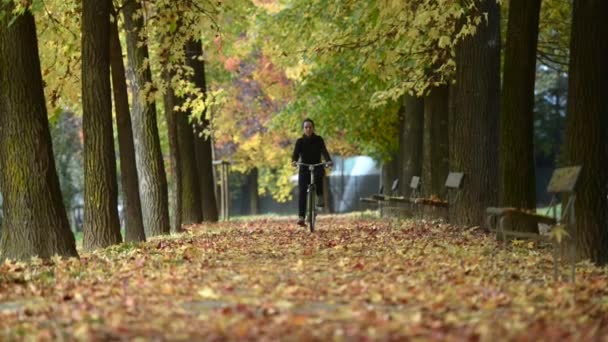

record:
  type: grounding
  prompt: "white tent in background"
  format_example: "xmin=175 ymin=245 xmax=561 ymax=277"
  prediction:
xmin=291 ymin=156 xmax=381 ymax=213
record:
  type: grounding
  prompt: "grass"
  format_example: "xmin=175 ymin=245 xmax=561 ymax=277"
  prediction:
xmin=537 ymin=203 xmax=562 ymax=218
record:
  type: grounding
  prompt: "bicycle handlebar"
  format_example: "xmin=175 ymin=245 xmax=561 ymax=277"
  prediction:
xmin=294 ymin=162 xmax=331 ymax=171
xmin=295 ymin=162 xmax=329 ymax=167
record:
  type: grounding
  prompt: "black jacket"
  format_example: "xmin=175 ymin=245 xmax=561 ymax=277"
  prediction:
xmin=291 ymin=134 xmax=331 ymax=164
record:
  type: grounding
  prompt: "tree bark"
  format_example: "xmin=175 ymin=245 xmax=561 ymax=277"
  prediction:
xmin=449 ymin=0 xmax=501 ymax=227
xmin=400 ymin=95 xmax=424 ymax=197
xmin=174 ymin=41 xmax=204 ymax=224
xmin=123 ymin=0 xmax=170 ymax=236
xmin=185 ymin=39 xmax=219 ymax=222
xmin=82 ymin=0 xmax=122 ymax=250
xmin=248 ymin=168 xmax=260 ymax=215
xmin=423 ymin=85 xmax=449 ymax=198
xmin=163 ymin=67 xmax=183 ymax=233
xmin=564 ymin=0 xmax=608 ymax=264
xmin=0 ymin=8 xmax=78 ymax=260
xmin=384 ymin=104 xmax=404 ymax=195
xmin=177 ymin=100 xmax=203 ymax=224
xmin=382 ymin=157 xmax=399 ymax=195
xmin=499 ymin=0 xmax=540 ymax=210
xmin=109 ymin=8 xmax=146 ymax=243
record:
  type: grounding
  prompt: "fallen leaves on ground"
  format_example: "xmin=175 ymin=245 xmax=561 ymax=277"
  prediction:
xmin=1 ymin=215 xmax=608 ymax=341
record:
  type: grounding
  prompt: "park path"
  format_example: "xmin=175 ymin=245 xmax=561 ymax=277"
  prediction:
xmin=1 ymin=215 xmax=607 ymax=340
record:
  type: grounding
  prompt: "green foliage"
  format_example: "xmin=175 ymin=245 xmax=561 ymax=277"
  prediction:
xmin=245 ymin=0 xmax=490 ymax=164
xmin=24 ymin=0 xmax=574 ymax=207
xmin=269 ymin=53 xmax=402 ymax=161
xmin=35 ymin=0 xmax=81 ymax=113
xmin=253 ymin=0 xmax=482 ymax=98
xmin=537 ymin=0 xmax=571 ymax=72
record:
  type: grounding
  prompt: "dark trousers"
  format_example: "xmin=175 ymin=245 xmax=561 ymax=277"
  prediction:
xmin=298 ymin=168 xmax=324 ymax=218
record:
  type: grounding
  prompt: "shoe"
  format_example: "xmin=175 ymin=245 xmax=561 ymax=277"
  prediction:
xmin=297 ymin=218 xmax=306 ymax=227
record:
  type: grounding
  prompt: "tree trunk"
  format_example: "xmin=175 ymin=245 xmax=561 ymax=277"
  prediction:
xmin=384 ymin=104 xmax=404 ymax=195
xmin=163 ymin=68 xmax=182 ymax=233
xmin=176 ymin=92 xmax=203 ymax=224
xmin=400 ymin=95 xmax=424 ymax=197
xmin=0 ymin=8 xmax=78 ymax=260
xmin=423 ymin=85 xmax=449 ymax=198
xmin=109 ymin=6 xmax=145 ymax=243
xmin=499 ymin=0 xmax=540 ymax=211
xmin=248 ymin=168 xmax=260 ymax=215
xmin=449 ymin=0 xmax=501 ymax=227
xmin=173 ymin=39 xmax=203 ymax=225
xmin=499 ymin=0 xmax=541 ymax=234
xmin=185 ymin=39 xmax=219 ymax=222
xmin=123 ymin=0 xmax=170 ymax=236
xmin=564 ymin=0 xmax=608 ymax=264
xmin=382 ymin=157 xmax=399 ymax=195
xmin=81 ymin=0 xmax=122 ymax=250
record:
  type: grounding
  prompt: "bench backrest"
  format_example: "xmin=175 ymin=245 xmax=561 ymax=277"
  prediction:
xmin=547 ymin=166 xmax=582 ymax=194
xmin=390 ymin=178 xmax=400 ymax=195
xmin=410 ymin=176 xmax=420 ymax=191
xmin=544 ymin=166 xmax=582 ymax=224
xmin=445 ymin=172 xmax=464 ymax=189
xmin=409 ymin=176 xmax=421 ymax=199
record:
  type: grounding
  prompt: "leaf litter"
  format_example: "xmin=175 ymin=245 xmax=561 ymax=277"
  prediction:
xmin=1 ymin=215 xmax=608 ymax=340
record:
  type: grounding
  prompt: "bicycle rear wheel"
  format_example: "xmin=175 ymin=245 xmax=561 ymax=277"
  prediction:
xmin=307 ymin=184 xmax=316 ymax=232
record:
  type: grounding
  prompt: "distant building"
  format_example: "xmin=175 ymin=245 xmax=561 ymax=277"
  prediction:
xmin=326 ymin=156 xmax=381 ymax=212
xmin=245 ymin=155 xmax=381 ymax=216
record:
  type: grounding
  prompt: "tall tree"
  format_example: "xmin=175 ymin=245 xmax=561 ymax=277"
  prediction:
xmin=163 ymin=67 xmax=183 ymax=233
xmin=123 ymin=0 xmax=170 ymax=236
xmin=563 ymin=0 xmax=608 ymax=263
xmin=423 ymin=85 xmax=449 ymax=197
xmin=449 ymin=0 xmax=501 ymax=226
xmin=110 ymin=8 xmax=146 ymax=242
xmin=400 ymin=96 xmax=424 ymax=198
xmin=176 ymin=109 xmax=204 ymax=223
xmin=499 ymin=0 xmax=542 ymax=215
xmin=81 ymin=0 xmax=122 ymax=249
xmin=175 ymin=41 xmax=203 ymax=224
xmin=0 ymin=6 xmax=78 ymax=260
xmin=186 ymin=39 xmax=219 ymax=222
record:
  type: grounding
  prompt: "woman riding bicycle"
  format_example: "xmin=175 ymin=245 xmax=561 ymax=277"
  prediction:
xmin=291 ymin=118 xmax=333 ymax=226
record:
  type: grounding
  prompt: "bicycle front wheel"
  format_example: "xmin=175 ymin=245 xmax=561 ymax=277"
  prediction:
xmin=307 ymin=184 xmax=316 ymax=232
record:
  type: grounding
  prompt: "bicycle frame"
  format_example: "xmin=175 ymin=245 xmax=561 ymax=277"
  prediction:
xmin=296 ymin=162 xmax=328 ymax=232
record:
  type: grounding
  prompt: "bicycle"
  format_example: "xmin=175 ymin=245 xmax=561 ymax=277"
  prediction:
xmin=295 ymin=162 xmax=330 ymax=232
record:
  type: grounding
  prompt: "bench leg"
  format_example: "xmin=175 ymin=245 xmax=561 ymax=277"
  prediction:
xmin=499 ymin=215 xmax=508 ymax=243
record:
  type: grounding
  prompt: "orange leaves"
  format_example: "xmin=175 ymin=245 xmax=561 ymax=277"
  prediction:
xmin=1 ymin=216 xmax=608 ymax=339
xmin=223 ymin=56 xmax=240 ymax=72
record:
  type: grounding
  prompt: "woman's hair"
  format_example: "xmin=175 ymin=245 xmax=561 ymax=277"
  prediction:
xmin=302 ymin=118 xmax=315 ymax=129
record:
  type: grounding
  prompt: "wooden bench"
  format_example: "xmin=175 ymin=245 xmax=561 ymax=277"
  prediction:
xmin=359 ymin=184 xmax=384 ymax=210
xmin=412 ymin=172 xmax=464 ymax=221
xmin=382 ymin=176 xmax=422 ymax=218
xmin=359 ymin=178 xmax=399 ymax=216
xmin=486 ymin=166 xmax=582 ymax=281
